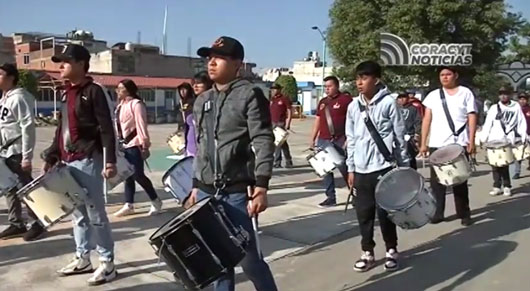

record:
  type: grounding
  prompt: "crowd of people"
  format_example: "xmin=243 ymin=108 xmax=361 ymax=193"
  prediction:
xmin=1 ymin=35 xmax=530 ymax=291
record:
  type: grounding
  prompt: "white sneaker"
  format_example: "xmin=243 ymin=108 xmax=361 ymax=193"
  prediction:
xmin=489 ymin=188 xmax=502 ymax=196
xmin=87 ymin=261 xmax=117 ymax=286
xmin=353 ymin=251 xmax=375 ymax=272
xmin=384 ymin=248 xmax=399 ymax=271
xmin=57 ymin=255 xmax=93 ymax=276
xmin=114 ymin=203 xmax=135 ymax=217
xmin=148 ymin=198 xmax=163 ymax=216
xmin=503 ymin=187 xmax=512 ymax=197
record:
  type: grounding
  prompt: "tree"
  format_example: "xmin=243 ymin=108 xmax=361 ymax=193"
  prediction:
xmin=328 ymin=0 xmax=524 ymax=98
xmin=18 ymin=70 xmax=38 ymax=97
xmin=504 ymin=23 xmax=530 ymax=63
xmin=274 ymin=75 xmax=298 ymax=102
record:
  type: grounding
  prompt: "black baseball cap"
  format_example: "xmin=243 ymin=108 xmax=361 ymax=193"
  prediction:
xmin=197 ymin=36 xmax=244 ymax=60
xmin=0 ymin=63 xmax=19 ymax=78
xmin=519 ymin=92 xmax=528 ymax=99
xmin=271 ymin=84 xmax=282 ymax=89
xmin=52 ymin=44 xmax=91 ymax=63
xmin=498 ymin=86 xmax=512 ymax=94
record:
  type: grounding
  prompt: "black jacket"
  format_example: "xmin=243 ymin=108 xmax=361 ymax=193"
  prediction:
xmin=192 ymin=79 xmax=274 ymax=194
xmin=42 ymin=78 xmax=116 ymax=164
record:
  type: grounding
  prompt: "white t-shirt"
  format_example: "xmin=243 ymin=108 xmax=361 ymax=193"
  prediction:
xmin=423 ymin=86 xmax=477 ymax=147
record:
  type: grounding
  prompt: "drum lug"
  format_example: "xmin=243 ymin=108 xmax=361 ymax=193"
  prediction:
xmin=43 ymin=215 xmax=52 ymax=225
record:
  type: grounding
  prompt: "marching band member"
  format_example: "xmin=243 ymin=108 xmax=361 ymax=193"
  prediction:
xmin=512 ymin=92 xmax=530 ymax=178
xmin=0 ymin=63 xmax=45 ymax=241
xmin=186 ymin=36 xmax=278 ymax=291
xmin=396 ymin=92 xmax=421 ymax=169
xmin=270 ymin=83 xmax=293 ymax=168
xmin=43 ymin=44 xmax=117 ymax=285
xmin=310 ymin=76 xmax=351 ymax=208
xmin=481 ymin=87 xmax=527 ymax=196
xmin=346 ymin=61 xmax=409 ymax=272
xmin=187 ymin=72 xmax=213 ymax=157
xmin=420 ymin=66 xmax=477 ymax=226
xmin=113 ymin=79 xmax=162 ymax=217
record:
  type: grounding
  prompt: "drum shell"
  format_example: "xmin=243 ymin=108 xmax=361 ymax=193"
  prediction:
xmin=107 ymin=151 xmax=135 ymax=190
xmin=18 ymin=166 xmax=87 ymax=228
xmin=273 ymin=127 xmax=288 ymax=147
xmin=387 ymin=188 xmax=436 ymax=229
xmin=149 ymin=198 xmax=247 ymax=290
xmin=162 ymin=156 xmax=194 ymax=204
xmin=307 ymin=145 xmax=344 ymax=177
xmin=430 ymin=145 xmax=471 ymax=186
xmin=486 ymin=144 xmax=515 ymax=167
xmin=0 ymin=158 xmax=20 ymax=197
xmin=512 ymin=143 xmax=530 ymax=161
xmin=167 ymin=130 xmax=186 ymax=155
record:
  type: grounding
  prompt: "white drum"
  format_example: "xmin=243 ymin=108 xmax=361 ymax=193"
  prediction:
xmin=486 ymin=141 xmax=514 ymax=167
xmin=0 ymin=158 xmax=19 ymax=197
xmin=107 ymin=151 xmax=135 ymax=190
xmin=18 ymin=166 xmax=87 ymax=228
xmin=513 ymin=142 xmax=530 ymax=161
xmin=162 ymin=156 xmax=193 ymax=204
xmin=167 ymin=130 xmax=186 ymax=155
xmin=429 ymin=144 xmax=471 ymax=186
xmin=273 ymin=127 xmax=288 ymax=147
xmin=307 ymin=145 xmax=344 ymax=177
xmin=375 ymin=168 xmax=436 ymax=229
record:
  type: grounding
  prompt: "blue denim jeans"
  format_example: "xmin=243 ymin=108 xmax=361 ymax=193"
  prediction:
xmin=68 ymin=154 xmax=114 ymax=262
xmin=195 ymin=190 xmax=277 ymax=291
xmin=316 ymin=138 xmax=348 ymax=201
xmin=123 ymin=146 xmax=158 ymax=203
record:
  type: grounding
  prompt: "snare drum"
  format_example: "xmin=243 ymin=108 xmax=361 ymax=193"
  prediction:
xmin=18 ymin=166 xmax=87 ymax=228
xmin=375 ymin=168 xmax=435 ymax=229
xmin=429 ymin=144 xmax=471 ymax=186
xmin=149 ymin=197 xmax=249 ymax=290
xmin=306 ymin=145 xmax=345 ymax=177
xmin=107 ymin=151 xmax=135 ymax=190
xmin=486 ymin=141 xmax=515 ymax=167
xmin=162 ymin=156 xmax=193 ymax=204
xmin=273 ymin=127 xmax=288 ymax=147
xmin=0 ymin=157 xmax=19 ymax=197
xmin=512 ymin=142 xmax=530 ymax=161
xmin=167 ymin=129 xmax=186 ymax=155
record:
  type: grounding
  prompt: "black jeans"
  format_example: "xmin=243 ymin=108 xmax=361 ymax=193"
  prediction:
xmin=354 ymin=167 xmax=397 ymax=252
xmin=429 ymin=147 xmax=471 ymax=220
xmin=492 ymin=166 xmax=511 ymax=188
xmin=4 ymin=154 xmax=37 ymax=227
xmin=273 ymin=123 xmax=292 ymax=165
xmin=407 ymin=142 xmax=418 ymax=170
xmin=123 ymin=146 xmax=159 ymax=203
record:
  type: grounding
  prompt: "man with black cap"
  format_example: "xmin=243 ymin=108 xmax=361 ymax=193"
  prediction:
xmin=420 ymin=66 xmax=477 ymax=226
xmin=396 ymin=92 xmax=421 ymax=169
xmin=270 ymin=83 xmax=293 ymax=168
xmin=43 ymin=44 xmax=118 ymax=285
xmin=186 ymin=36 xmax=278 ymax=291
xmin=0 ymin=63 xmax=44 ymax=241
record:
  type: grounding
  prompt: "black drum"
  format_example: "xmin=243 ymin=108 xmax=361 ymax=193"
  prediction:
xmin=149 ymin=197 xmax=249 ymax=290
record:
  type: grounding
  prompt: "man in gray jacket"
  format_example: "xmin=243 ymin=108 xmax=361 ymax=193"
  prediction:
xmin=397 ymin=93 xmax=421 ymax=169
xmin=346 ymin=61 xmax=409 ymax=273
xmin=0 ymin=63 xmax=44 ymax=241
xmin=186 ymin=36 xmax=277 ymax=291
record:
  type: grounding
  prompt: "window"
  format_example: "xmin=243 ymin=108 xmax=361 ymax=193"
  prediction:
xmin=37 ymin=88 xmax=54 ymax=102
xmin=23 ymin=54 xmax=30 ymax=64
xmin=138 ymin=89 xmax=155 ymax=102
xmin=164 ymin=90 xmax=176 ymax=100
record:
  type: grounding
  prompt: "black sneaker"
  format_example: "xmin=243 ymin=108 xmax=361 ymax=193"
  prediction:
xmin=353 ymin=251 xmax=375 ymax=272
xmin=285 ymin=161 xmax=294 ymax=169
xmin=318 ymin=198 xmax=337 ymax=208
xmin=0 ymin=225 xmax=27 ymax=240
xmin=513 ymin=174 xmax=520 ymax=180
xmin=461 ymin=217 xmax=473 ymax=226
xmin=430 ymin=217 xmax=445 ymax=224
xmin=273 ymin=163 xmax=282 ymax=168
xmin=23 ymin=223 xmax=46 ymax=242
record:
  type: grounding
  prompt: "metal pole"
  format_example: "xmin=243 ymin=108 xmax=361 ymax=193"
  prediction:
xmin=322 ymin=37 xmax=326 ymax=100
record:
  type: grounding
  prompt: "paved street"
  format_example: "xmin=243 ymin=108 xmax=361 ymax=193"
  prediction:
xmin=1 ymin=117 xmax=530 ymax=291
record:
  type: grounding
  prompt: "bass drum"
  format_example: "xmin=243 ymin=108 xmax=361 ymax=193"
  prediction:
xmin=162 ymin=156 xmax=194 ymax=204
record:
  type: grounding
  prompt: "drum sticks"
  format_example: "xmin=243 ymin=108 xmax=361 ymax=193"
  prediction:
xmin=247 ymin=186 xmax=263 ymax=260
xmin=103 ymin=147 xmax=108 ymax=204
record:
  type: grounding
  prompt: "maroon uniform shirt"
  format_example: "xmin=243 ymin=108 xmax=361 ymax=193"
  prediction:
xmin=270 ymin=94 xmax=292 ymax=124
xmin=316 ymin=93 xmax=352 ymax=140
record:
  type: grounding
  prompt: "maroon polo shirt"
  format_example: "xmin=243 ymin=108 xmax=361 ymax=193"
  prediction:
xmin=270 ymin=94 xmax=292 ymax=124
xmin=59 ymin=82 xmax=87 ymax=162
xmin=522 ymin=104 xmax=530 ymax=135
xmin=316 ymin=93 xmax=352 ymax=140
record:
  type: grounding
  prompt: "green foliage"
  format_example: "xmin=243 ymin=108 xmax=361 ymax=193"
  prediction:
xmin=328 ymin=0 xmax=525 ymax=98
xmin=18 ymin=70 xmax=38 ymax=97
xmin=274 ymin=75 xmax=298 ymax=102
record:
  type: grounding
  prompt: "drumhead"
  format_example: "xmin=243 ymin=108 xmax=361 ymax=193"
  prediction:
xmin=149 ymin=197 xmax=211 ymax=242
xmin=429 ymin=144 xmax=464 ymax=165
xmin=162 ymin=156 xmax=194 ymax=182
xmin=375 ymin=168 xmax=423 ymax=210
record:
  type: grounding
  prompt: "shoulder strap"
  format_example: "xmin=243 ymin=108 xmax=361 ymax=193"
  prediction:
xmin=358 ymin=98 xmax=394 ymax=162
xmin=440 ymin=88 xmax=467 ymax=137
xmin=496 ymin=103 xmax=507 ymax=135
xmin=323 ymin=100 xmax=336 ymax=139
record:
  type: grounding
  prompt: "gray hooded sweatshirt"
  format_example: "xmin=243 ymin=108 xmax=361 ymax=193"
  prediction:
xmin=346 ymin=87 xmax=409 ymax=173
xmin=0 ymin=87 xmax=36 ymax=162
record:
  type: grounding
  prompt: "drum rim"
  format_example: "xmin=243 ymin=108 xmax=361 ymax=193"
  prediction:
xmin=162 ymin=156 xmax=194 ymax=182
xmin=429 ymin=144 xmax=466 ymax=165
xmin=375 ymin=167 xmax=424 ymax=210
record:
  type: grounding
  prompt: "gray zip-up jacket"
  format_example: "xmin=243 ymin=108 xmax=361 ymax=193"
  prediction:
xmin=346 ymin=87 xmax=409 ymax=174
xmin=192 ymin=78 xmax=274 ymax=192
xmin=0 ymin=87 xmax=36 ymax=163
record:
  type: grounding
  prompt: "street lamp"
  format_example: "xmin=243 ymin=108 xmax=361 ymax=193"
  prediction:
xmin=312 ymin=26 xmax=327 ymax=99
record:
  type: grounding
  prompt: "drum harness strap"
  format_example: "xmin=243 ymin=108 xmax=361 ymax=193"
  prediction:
xmin=358 ymin=96 xmax=396 ymax=164
xmin=115 ymin=102 xmax=139 ymax=146
xmin=440 ymin=88 xmax=468 ymax=142
xmin=323 ymin=101 xmax=337 ymax=142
